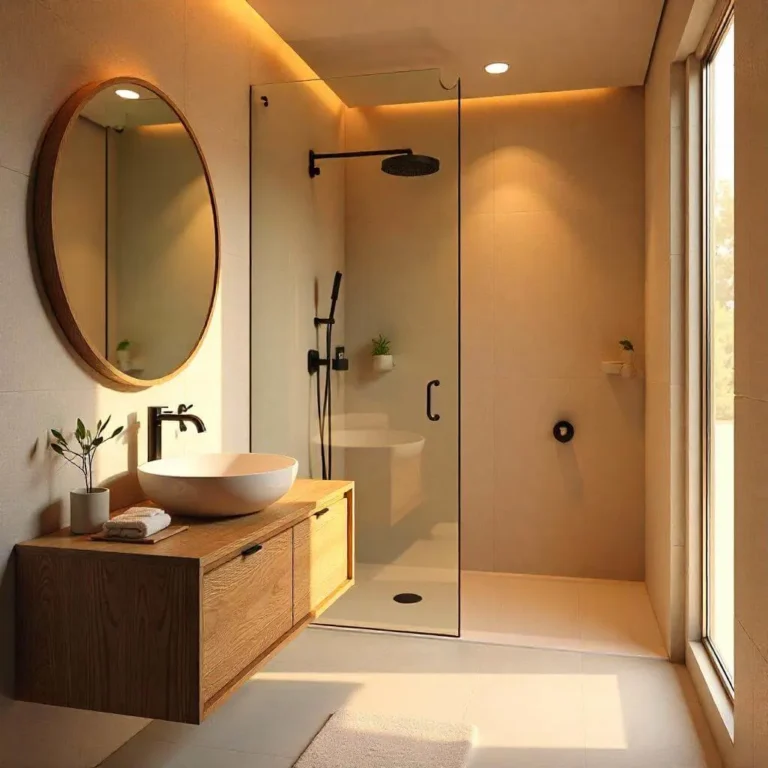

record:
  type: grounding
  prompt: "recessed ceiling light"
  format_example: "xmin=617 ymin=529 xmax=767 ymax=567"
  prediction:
xmin=115 ymin=89 xmax=140 ymax=100
xmin=484 ymin=62 xmax=509 ymax=75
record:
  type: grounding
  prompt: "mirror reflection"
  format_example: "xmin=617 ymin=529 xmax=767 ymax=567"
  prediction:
xmin=52 ymin=82 xmax=217 ymax=381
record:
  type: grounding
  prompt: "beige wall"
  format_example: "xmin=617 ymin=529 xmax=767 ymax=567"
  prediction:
xmin=0 ymin=1 xmax=320 ymax=765
xmin=250 ymin=81 xmax=346 ymax=477
xmin=462 ymin=89 xmax=646 ymax=580
xmin=733 ymin=0 xmax=768 ymax=764
xmin=644 ymin=0 xmax=698 ymax=663
xmin=111 ymin=123 xmax=216 ymax=378
xmin=54 ymin=116 xmax=107 ymax=352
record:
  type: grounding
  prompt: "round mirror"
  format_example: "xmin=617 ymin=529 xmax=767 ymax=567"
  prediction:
xmin=34 ymin=78 xmax=219 ymax=386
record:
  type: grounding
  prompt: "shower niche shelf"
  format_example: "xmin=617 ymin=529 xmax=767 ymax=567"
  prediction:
xmin=601 ymin=361 xmax=640 ymax=378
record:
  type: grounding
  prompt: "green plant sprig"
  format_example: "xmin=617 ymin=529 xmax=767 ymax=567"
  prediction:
xmin=116 ymin=339 xmax=131 ymax=352
xmin=619 ymin=339 xmax=634 ymax=352
xmin=371 ymin=334 xmax=391 ymax=356
xmin=50 ymin=416 xmax=124 ymax=492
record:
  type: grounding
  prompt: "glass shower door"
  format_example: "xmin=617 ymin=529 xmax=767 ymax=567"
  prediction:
xmin=314 ymin=70 xmax=460 ymax=636
xmin=250 ymin=68 xmax=460 ymax=637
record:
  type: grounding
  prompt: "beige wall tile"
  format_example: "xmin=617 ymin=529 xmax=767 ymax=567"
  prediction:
xmin=753 ymin=646 xmax=768 ymax=767
xmin=642 ymin=0 xmax=695 ymax=663
xmin=461 ymin=214 xmax=495 ymax=570
xmin=493 ymin=377 xmax=644 ymax=579
xmin=0 ymin=1 xmax=326 ymax=765
xmin=734 ymin=397 xmax=768 ymax=662
xmin=733 ymin=1 xmax=768 ymax=763
xmin=734 ymin=623 xmax=755 ymax=768
xmin=461 ymin=101 xmax=495 ymax=217
xmin=458 ymin=89 xmax=647 ymax=579
xmin=0 ymin=168 xmax=96 ymax=393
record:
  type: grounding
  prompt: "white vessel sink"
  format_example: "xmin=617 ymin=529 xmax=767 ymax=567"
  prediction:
xmin=138 ymin=453 xmax=298 ymax=517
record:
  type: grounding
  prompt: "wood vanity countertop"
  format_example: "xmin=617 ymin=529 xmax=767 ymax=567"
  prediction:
xmin=17 ymin=478 xmax=353 ymax=573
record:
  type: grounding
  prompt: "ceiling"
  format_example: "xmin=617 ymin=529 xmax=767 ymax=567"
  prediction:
xmin=248 ymin=0 xmax=665 ymax=102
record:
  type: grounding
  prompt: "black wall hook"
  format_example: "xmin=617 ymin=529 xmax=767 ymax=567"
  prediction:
xmin=553 ymin=420 xmax=575 ymax=443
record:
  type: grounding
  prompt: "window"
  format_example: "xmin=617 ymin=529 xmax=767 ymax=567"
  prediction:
xmin=703 ymin=14 xmax=735 ymax=689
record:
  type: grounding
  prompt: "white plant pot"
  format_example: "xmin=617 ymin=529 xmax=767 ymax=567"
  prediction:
xmin=70 ymin=487 xmax=110 ymax=534
xmin=116 ymin=349 xmax=131 ymax=371
xmin=372 ymin=354 xmax=394 ymax=372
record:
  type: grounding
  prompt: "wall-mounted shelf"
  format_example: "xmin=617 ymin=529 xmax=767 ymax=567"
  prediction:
xmin=601 ymin=361 xmax=641 ymax=378
xmin=601 ymin=361 xmax=624 ymax=375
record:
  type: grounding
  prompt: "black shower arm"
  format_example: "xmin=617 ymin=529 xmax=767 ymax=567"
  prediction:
xmin=309 ymin=148 xmax=412 ymax=177
xmin=312 ymin=148 xmax=412 ymax=161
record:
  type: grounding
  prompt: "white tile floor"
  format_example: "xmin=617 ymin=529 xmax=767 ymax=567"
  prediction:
xmin=101 ymin=628 xmax=721 ymax=768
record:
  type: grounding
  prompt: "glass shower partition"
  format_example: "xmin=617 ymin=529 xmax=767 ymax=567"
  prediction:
xmin=251 ymin=69 xmax=460 ymax=636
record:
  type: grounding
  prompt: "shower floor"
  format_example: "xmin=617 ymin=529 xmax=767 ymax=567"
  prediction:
xmin=320 ymin=564 xmax=667 ymax=659
xmin=462 ymin=570 xmax=667 ymax=658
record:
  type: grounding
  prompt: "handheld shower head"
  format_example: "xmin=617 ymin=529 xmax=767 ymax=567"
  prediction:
xmin=331 ymin=271 xmax=342 ymax=302
xmin=328 ymin=271 xmax=342 ymax=322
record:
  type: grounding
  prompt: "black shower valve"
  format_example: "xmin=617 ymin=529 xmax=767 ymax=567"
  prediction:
xmin=553 ymin=420 xmax=575 ymax=443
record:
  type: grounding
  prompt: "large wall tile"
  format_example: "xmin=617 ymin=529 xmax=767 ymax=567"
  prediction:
xmin=735 ymin=1 xmax=768 ymax=761
xmin=734 ymin=622 xmax=755 ymax=768
xmin=734 ymin=397 xmax=768 ymax=661
xmin=492 ymin=376 xmax=644 ymax=579
xmin=0 ymin=168 xmax=98 ymax=393
xmin=0 ymin=2 xmax=313 ymax=765
xmin=461 ymin=214 xmax=495 ymax=570
xmin=459 ymin=88 xmax=645 ymax=579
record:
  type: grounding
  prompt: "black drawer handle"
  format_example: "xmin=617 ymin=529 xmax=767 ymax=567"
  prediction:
xmin=314 ymin=507 xmax=329 ymax=518
xmin=241 ymin=543 xmax=263 ymax=557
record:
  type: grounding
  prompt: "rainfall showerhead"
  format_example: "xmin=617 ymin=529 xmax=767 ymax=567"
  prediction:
xmin=309 ymin=148 xmax=440 ymax=178
xmin=381 ymin=153 xmax=440 ymax=177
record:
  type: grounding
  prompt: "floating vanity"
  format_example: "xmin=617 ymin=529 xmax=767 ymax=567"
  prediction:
xmin=15 ymin=479 xmax=354 ymax=724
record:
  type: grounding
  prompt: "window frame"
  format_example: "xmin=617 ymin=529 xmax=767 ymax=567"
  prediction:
xmin=700 ymin=7 xmax=735 ymax=698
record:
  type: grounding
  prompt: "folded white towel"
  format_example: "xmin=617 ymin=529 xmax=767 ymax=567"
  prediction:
xmin=103 ymin=507 xmax=171 ymax=539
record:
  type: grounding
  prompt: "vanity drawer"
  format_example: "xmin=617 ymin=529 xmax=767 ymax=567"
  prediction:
xmin=202 ymin=528 xmax=293 ymax=703
xmin=293 ymin=498 xmax=349 ymax=620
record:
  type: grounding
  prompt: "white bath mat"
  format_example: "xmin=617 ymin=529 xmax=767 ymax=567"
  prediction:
xmin=294 ymin=709 xmax=476 ymax=768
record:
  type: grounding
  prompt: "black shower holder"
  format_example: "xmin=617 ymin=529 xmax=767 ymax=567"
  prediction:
xmin=308 ymin=347 xmax=348 ymax=375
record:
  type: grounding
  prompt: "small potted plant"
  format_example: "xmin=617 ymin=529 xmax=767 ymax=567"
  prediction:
xmin=116 ymin=339 xmax=132 ymax=372
xmin=619 ymin=338 xmax=636 ymax=378
xmin=371 ymin=334 xmax=394 ymax=372
xmin=50 ymin=417 xmax=124 ymax=534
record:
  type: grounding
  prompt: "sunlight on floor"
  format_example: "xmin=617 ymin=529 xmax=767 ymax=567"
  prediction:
xmin=101 ymin=629 xmax=720 ymax=768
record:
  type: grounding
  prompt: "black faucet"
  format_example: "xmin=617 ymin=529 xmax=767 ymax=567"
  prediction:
xmin=148 ymin=405 xmax=206 ymax=462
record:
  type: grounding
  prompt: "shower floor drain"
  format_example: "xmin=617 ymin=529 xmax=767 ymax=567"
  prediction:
xmin=393 ymin=593 xmax=423 ymax=604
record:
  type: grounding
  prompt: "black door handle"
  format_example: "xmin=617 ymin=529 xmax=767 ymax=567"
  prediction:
xmin=242 ymin=542 xmax=263 ymax=557
xmin=427 ymin=380 xmax=441 ymax=421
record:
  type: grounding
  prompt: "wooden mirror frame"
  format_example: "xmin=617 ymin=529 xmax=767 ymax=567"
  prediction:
xmin=33 ymin=76 xmax=221 ymax=388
